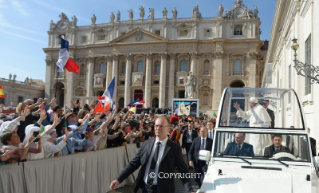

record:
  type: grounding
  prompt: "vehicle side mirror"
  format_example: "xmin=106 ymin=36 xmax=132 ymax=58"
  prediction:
xmin=314 ymin=156 xmax=319 ymax=167
xmin=199 ymin=150 xmax=211 ymax=162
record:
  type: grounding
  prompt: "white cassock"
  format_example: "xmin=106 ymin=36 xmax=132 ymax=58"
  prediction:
xmin=236 ymin=104 xmax=272 ymax=156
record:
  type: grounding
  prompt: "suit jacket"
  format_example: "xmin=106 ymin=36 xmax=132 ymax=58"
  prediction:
xmin=116 ymin=138 xmax=192 ymax=193
xmin=223 ymin=142 xmax=254 ymax=157
xmin=264 ymin=144 xmax=290 ymax=157
xmin=188 ymin=137 xmax=213 ymax=167
xmin=182 ymin=129 xmax=198 ymax=148
xmin=310 ymin=137 xmax=316 ymax=157
xmin=266 ymin=108 xmax=275 ymax=128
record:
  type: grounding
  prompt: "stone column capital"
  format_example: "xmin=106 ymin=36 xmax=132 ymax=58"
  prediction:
xmin=112 ymin=55 xmax=119 ymax=60
xmin=169 ymin=54 xmax=176 ymax=60
xmin=87 ymin=57 xmax=95 ymax=63
xmin=160 ymin=53 xmax=167 ymax=60
xmin=125 ymin=54 xmax=133 ymax=61
xmin=213 ymin=51 xmax=225 ymax=59
xmin=45 ymin=59 xmax=53 ymax=66
xmin=106 ymin=56 xmax=112 ymax=62
xmin=146 ymin=53 xmax=153 ymax=60
xmin=190 ymin=52 xmax=198 ymax=60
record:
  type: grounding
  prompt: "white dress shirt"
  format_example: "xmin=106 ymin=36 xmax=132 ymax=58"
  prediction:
xmin=208 ymin=129 xmax=214 ymax=140
xmin=200 ymin=137 xmax=207 ymax=149
xmin=144 ymin=137 xmax=168 ymax=185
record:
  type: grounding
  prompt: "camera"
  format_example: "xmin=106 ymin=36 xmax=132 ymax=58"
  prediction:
xmin=33 ymin=131 xmax=39 ymax=142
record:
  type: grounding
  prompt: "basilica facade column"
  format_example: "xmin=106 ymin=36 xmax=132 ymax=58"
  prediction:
xmin=145 ymin=54 xmax=152 ymax=108
xmin=213 ymin=52 xmax=224 ymax=109
xmin=159 ymin=53 xmax=167 ymax=108
xmin=112 ymin=55 xmax=118 ymax=103
xmin=45 ymin=59 xmax=53 ymax=99
xmin=105 ymin=56 xmax=112 ymax=86
xmin=190 ymin=53 xmax=197 ymax=75
xmin=86 ymin=57 xmax=94 ymax=97
xmin=124 ymin=54 xmax=132 ymax=106
xmin=66 ymin=71 xmax=74 ymax=108
xmin=168 ymin=54 xmax=176 ymax=108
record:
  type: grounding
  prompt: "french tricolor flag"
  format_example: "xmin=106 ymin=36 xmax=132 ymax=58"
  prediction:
xmin=56 ymin=36 xmax=80 ymax=74
xmin=103 ymin=77 xmax=115 ymax=111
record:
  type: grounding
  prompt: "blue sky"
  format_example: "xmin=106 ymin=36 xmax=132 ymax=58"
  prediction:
xmin=0 ymin=0 xmax=276 ymax=82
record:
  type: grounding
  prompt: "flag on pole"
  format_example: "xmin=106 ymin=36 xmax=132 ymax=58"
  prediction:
xmin=128 ymin=99 xmax=139 ymax=106
xmin=56 ymin=36 xmax=80 ymax=74
xmin=103 ymin=77 xmax=115 ymax=111
xmin=0 ymin=85 xmax=4 ymax=98
xmin=93 ymin=102 xmax=104 ymax=114
xmin=213 ymin=112 xmax=217 ymax=121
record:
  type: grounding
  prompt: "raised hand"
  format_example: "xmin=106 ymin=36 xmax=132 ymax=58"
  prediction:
xmin=233 ymin=102 xmax=240 ymax=110
xmin=40 ymin=110 xmax=47 ymax=120
xmin=36 ymin=98 xmax=43 ymax=105
xmin=50 ymin=97 xmax=56 ymax=105
xmin=53 ymin=112 xmax=61 ymax=126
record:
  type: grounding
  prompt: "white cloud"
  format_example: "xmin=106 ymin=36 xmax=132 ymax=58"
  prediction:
xmin=0 ymin=30 xmax=46 ymax=44
xmin=0 ymin=0 xmax=8 ymax=9
xmin=11 ymin=0 xmax=29 ymax=16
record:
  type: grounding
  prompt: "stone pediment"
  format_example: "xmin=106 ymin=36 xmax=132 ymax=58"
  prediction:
xmin=110 ymin=28 xmax=168 ymax=44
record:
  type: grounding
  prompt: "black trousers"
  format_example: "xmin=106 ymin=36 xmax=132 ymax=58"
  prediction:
xmin=142 ymin=183 xmax=157 ymax=193
xmin=185 ymin=143 xmax=192 ymax=162
xmin=193 ymin=161 xmax=208 ymax=187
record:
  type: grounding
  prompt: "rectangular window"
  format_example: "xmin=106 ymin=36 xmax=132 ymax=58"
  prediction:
xmin=120 ymin=81 xmax=125 ymax=85
xmin=204 ymin=29 xmax=211 ymax=37
xmin=81 ymin=36 xmax=86 ymax=43
xmin=18 ymin=96 xmax=23 ymax=103
xmin=179 ymin=29 xmax=188 ymax=36
xmin=234 ymin=25 xmax=242 ymax=35
xmin=97 ymin=35 xmax=105 ymax=41
xmin=305 ymin=34 xmax=311 ymax=95
xmin=154 ymin=80 xmax=159 ymax=85
xmin=122 ymin=65 xmax=126 ymax=74
xmin=155 ymin=30 xmax=161 ymax=36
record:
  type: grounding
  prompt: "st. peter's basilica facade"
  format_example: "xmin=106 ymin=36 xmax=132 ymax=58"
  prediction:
xmin=44 ymin=0 xmax=267 ymax=115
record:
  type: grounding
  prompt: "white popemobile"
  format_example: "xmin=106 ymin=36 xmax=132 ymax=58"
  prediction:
xmin=197 ymin=88 xmax=319 ymax=193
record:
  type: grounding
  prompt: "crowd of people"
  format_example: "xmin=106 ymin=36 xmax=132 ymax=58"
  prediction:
xmin=0 ymin=97 xmax=214 ymax=165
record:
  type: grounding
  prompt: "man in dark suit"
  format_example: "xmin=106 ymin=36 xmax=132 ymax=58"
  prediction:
xmin=110 ymin=116 xmax=193 ymax=193
xmin=188 ymin=126 xmax=213 ymax=187
xmin=264 ymin=134 xmax=290 ymax=157
xmin=223 ymin=133 xmax=254 ymax=157
xmin=263 ymin=100 xmax=275 ymax=128
xmin=182 ymin=122 xmax=198 ymax=162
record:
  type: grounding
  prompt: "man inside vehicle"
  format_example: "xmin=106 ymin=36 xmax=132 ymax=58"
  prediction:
xmin=233 ymin=97 xmax=272 ymax=155
xmin=223 ymin=133 xmax=254 ymax=157
xmin=264 ymin=134 xmax=290 ymax=157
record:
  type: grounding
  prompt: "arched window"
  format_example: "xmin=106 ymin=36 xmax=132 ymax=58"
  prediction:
xmin=204 ymin=60 xmax=209 ymax=74
xmin=234 ymin=60 xmax=242 ymax=74
xmin=137 ymin=60 xmax=144 ymax=72
xmin=80 ymin=64 xmax=85 ymax=75
xmin=155 ymin=62 xmax=160 ymax=73
xmin=152 ymin=97 xmax=159 ymax=108
xmin=99 ymin=62 xmax=106 ymax=74
xmin=180 ymin=60 xmax=187 ymax=71
xmin=121 ymin=61 xmax=126 ymax=74
xmin=119 ymin=97 xmax=124 ymax=108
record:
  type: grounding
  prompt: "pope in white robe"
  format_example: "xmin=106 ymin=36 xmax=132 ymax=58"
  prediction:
xmin=233 ymin=97 xmax=272 ymax=156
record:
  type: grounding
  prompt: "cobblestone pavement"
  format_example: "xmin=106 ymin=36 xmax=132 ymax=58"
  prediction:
xmin=108 ymin=155 xmax=200 ymax=193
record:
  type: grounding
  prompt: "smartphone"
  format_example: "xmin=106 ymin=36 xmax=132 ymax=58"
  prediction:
xmin=33 ymin=131 xmax=39 ymax=142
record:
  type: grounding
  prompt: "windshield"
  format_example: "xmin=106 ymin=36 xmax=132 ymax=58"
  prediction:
xmin=214 ymin=131 xmax=310 ymax=162
xmin=219 ymin=88 xmax=304 ymax=130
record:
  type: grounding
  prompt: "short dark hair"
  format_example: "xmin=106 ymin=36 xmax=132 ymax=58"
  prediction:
xmin=263 ymin=99 xmax=269 ymax=103
xmin=1 ymin=131 xmax=14 ymax=145
xmin=272 ymin=134 xmax=282 ymax=140
xmin=235 ymin=133 xmax=245 ymax=138
xmin=53 ymin=105 xmax=62 ymax=112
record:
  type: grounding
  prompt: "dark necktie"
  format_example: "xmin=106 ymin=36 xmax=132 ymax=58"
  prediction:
xmin=200 ymin=139 xmax=205 ymax=150
xmin=236 ymin=145 xmax=241 ymax=155
xmin=147 ymin=142 xmax=161 ymax=185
